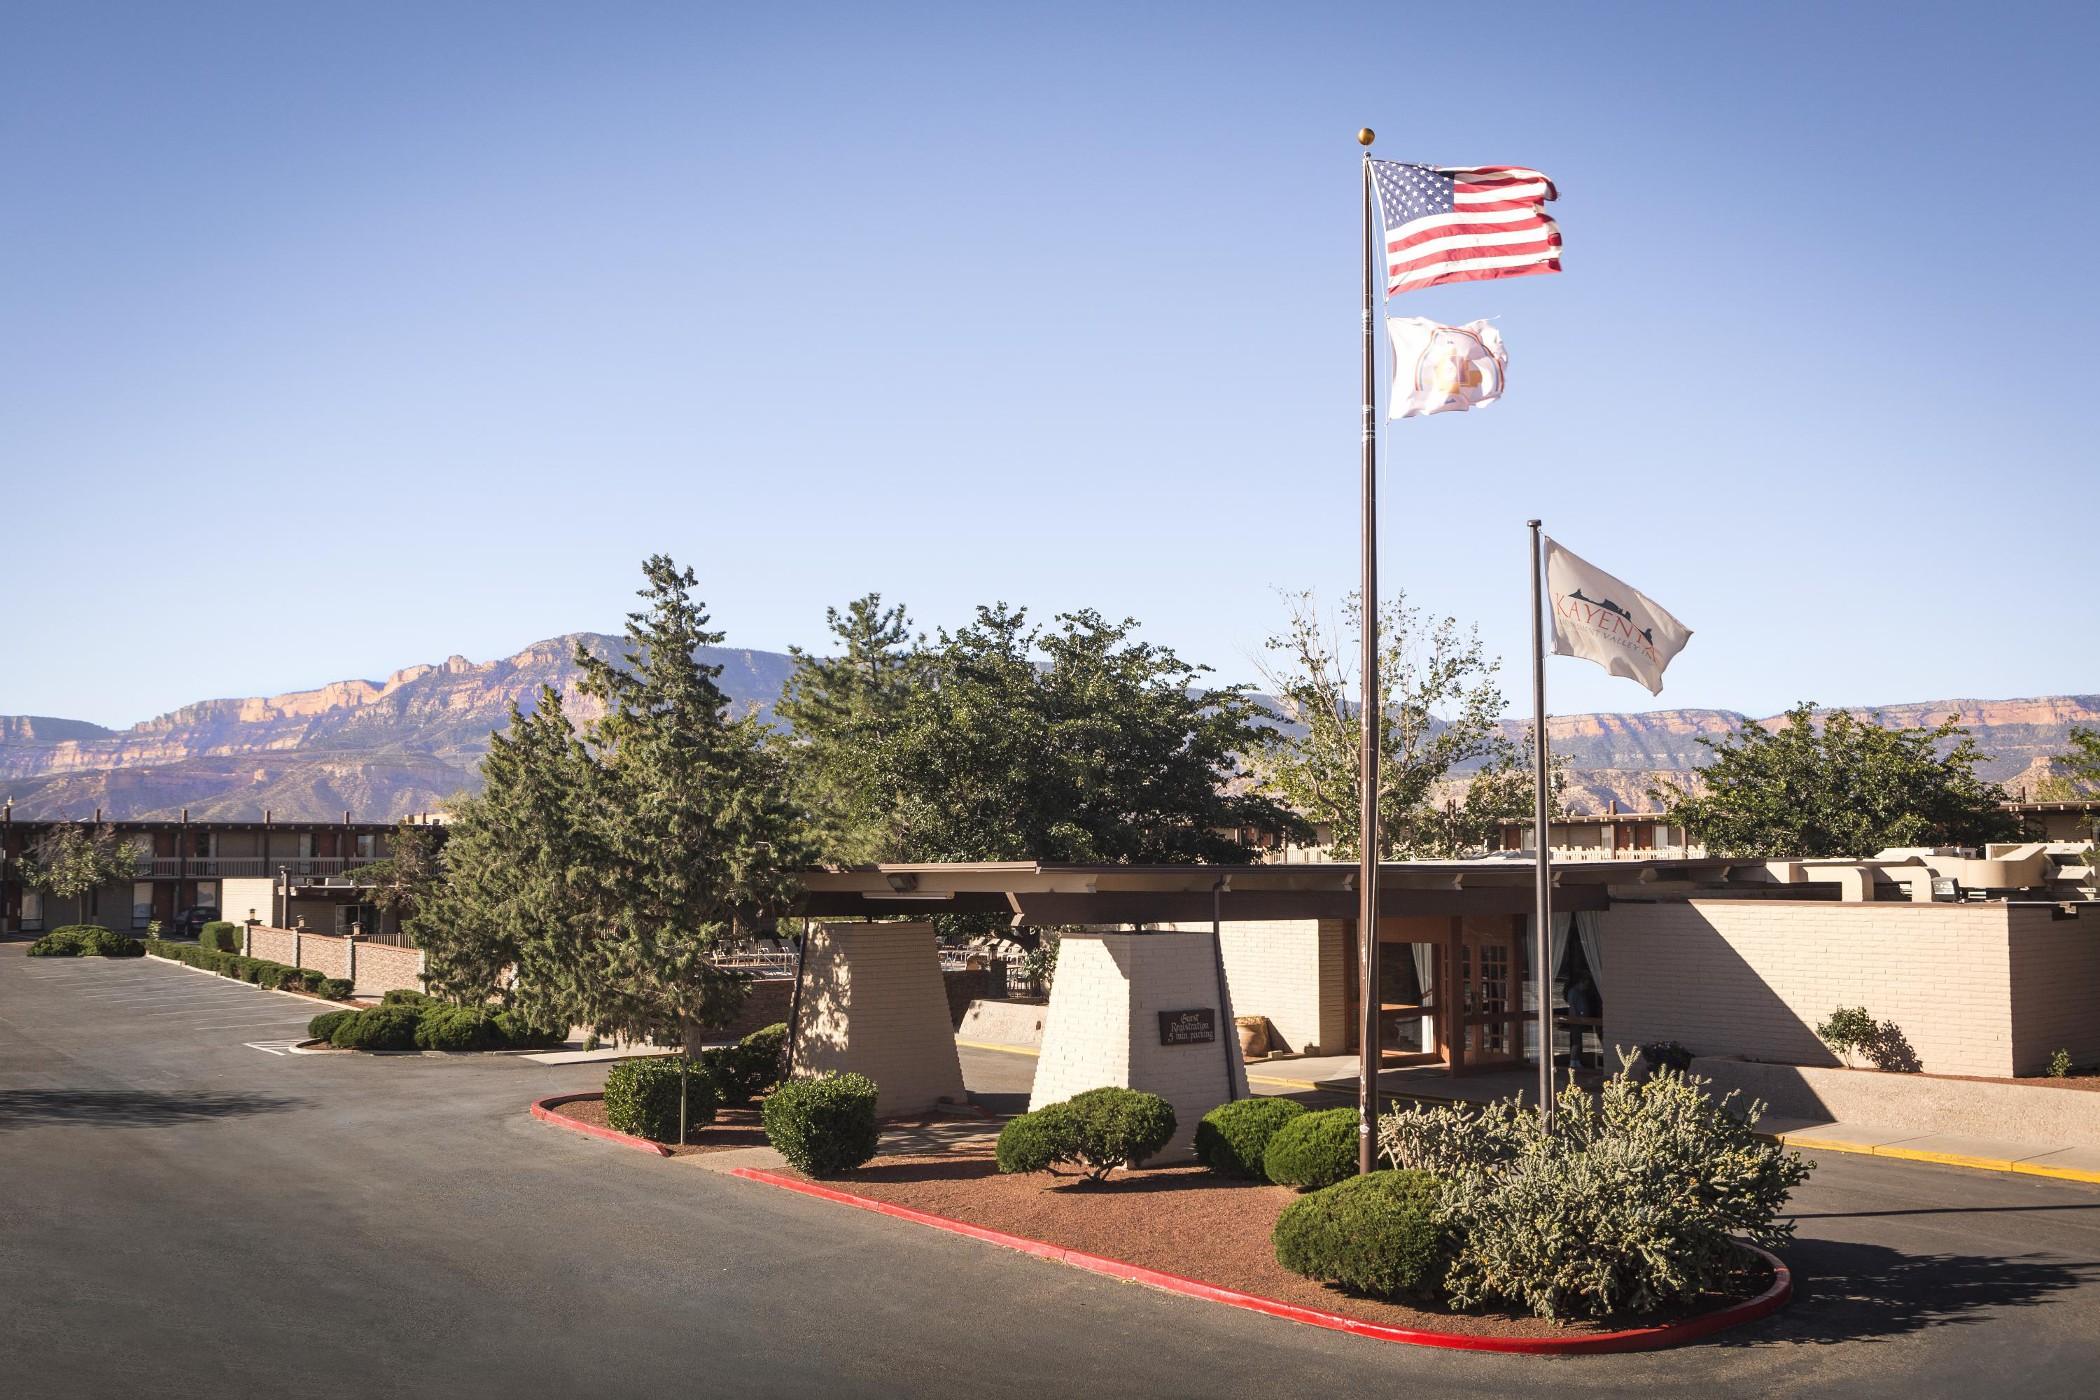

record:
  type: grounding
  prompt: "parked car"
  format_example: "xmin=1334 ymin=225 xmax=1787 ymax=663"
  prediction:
xmin=169 ymin=907 xmax=221 ymax=940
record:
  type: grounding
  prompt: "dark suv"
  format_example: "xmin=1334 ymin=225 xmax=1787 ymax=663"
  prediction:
xmin=169 ymin=907 xmax=220 ymax=940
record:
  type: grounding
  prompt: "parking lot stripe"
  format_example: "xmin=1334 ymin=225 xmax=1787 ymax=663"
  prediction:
xmin=194 ymin=1019 xmax=318 ymax=1031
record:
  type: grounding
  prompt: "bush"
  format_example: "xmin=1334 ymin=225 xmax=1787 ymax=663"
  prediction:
xmin=416 ymin=1006 xmax=499 ymax=1051
xmin=699 ymin=1047 xmax=750 ymax=1107
xmin=1195 ymin=1097 xmax=1307 ymax=1179
xmin=199 ymin=921 xmax=242 ymax=953
xmin=330 ymin=1007 xmax=422 ymax=1052
xmin=737 ymin=1022 xmax=789 ymax=1096
xmin=2050 ymin=1048 xmax=2074 ymax=1079
xmin=1816 ymin=1005 xmax=1878 ymax=1067
xmin=29 ymin=925 xmax=142 ymax=958
xmin=318 ymin=978 xmax=354 ymax=1001
xmin=308 ymin=1010 xmax=354 ymax=1041
xmin=1273 ymin=1170 xmax=1447 ymax=1301
xmin=996 ymin=1088 xmax=1177 ymax=1181
xmin=1378 ymin=1057 xmax=1813 ymax=1320
xmin=1263 ymin=1107 xmax=1360 ymax=1191
xmin=382 ymin=989 xmax=440 ymax=1009
xmin=762 ymin=1072 xmax=880 ymax=1176
xmin=1636 ymin=1041 xmax=1695 ymax=1074
xmin=996 ymin=1103 xmax=1077 ymax=1175
xmin=490 ymin=1010 xmax=565 ymax=1050
xmin=604 ymin=1056 xmax=720 ymax=1143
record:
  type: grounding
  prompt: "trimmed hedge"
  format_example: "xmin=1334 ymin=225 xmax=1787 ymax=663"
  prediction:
xmin=604 ymin=1057 xmax=720 ymax=1142
xmin=28 ymin=925 xmax=144 ymax=958
xmin=1263 ymin=1106 xmax=1361 ymax=1191
xmin=1272 ymin=1170 xmax=1447 ymax=1301
xmin=762 ymin=1072 xmax=880 ymax=1176
xmin=490 ymin=1010 xmax=567 ymax=1050
xmin=1195 ymin=1097 xmax=1306 ymax=1179
xmin=330 ymin=1007 xmax=421 ymax=1051
xmin=995 ymin=1087 xmax=1177 ymax=1181
xmin=307 ymin=1010 xmax=355 ymax=1042
xmin=145 ymin=939 xmax=360 ymax=1004
xmin=198 ymin=921 xmax=242 ymax=953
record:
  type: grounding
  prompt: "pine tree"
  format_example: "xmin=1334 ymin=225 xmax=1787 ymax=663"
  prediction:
xmin=776 ymin=593 xmax=921 ymax=864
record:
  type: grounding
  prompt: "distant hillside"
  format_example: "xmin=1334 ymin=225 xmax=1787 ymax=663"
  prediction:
xmin=1 ymin=634 xmax=2089 ymax=821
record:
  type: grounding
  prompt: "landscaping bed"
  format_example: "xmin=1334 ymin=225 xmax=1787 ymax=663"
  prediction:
xmin=756 ymin=1138 xmax=1775 ymax=1342
xmin=546 ymin=1093 xmax=771 ymax=1155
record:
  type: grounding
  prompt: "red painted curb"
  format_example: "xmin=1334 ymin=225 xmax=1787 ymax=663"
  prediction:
xmin=530 ymin=1094 xmax=673 ymax=1157
xmin=728 ymin=1167 xmax=1792 ymax=1354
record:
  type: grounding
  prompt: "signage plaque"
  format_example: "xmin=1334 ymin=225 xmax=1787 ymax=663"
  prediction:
xmin=1157 ymin=1008 xmax=1217 ymax=1046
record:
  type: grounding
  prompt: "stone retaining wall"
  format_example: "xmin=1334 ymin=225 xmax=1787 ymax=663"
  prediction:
xmin=237 ymin=924 xmax=419 ymax=996
xmin=1693 ymin=1055 xmax=2100 ymax=1147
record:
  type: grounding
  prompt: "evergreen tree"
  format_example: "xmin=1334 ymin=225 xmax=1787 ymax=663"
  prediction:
xmin=559 ymin=556 xmax=802 ymax=1046
xmin=1658 ymin=703 xmax=2020 ymax=857
xmin=775 ymin=593 xmax=921 ymax=864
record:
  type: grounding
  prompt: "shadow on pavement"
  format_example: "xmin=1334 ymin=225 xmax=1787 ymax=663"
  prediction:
xmin=0 ymin=1089 xmax=304 ymax=1132
xmin=1728 ymin=1237 xmax=2100 ymax=1345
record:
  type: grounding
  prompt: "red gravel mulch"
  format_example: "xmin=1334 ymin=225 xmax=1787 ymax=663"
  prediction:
xmin=548 ymin=1096 xmax=771 ymax=1156
xmin=781 ymin=1142 xmax=1769 ymax=1340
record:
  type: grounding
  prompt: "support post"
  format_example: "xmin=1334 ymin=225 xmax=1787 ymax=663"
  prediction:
xmin=1356 ymin=129 xmax=1382 ymax=1176
xmin=1527 ymin=519 xmax=1555 ymax=1126
xmin=1210 ymin=877 xmax=1237 ymax=1103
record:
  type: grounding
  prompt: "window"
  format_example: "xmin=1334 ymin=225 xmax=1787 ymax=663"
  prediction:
xmin=193 ymin=881 xmax=218 ymax=912
xmin=133 ymin=882 xmax=153 ymax=929
xmin=334 ymin=903 xmax=380 ymax=935
xmin=355 ymin=833 xmax=376 ymax=858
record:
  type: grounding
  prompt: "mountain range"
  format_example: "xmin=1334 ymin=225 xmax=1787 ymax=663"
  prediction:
xmin=1 ymin=634 xmax=2091 ymax=822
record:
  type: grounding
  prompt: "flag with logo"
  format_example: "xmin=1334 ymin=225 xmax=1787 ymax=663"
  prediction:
xmin=1545 ymin=539 xmax=1692 ymax=695
xmin=1386 ymin=317 xmax=1507 ymax=419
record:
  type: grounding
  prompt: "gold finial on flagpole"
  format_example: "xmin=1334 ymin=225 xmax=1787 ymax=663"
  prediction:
xmin=1357 ymin=128 xmax=1375 ymax=146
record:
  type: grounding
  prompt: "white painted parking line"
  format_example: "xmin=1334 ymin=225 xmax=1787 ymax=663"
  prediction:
xmin=245 ymin=1041 xmax=304 ymax=1056
xmin=194 ymin=1019 xmax=318 ymax=1031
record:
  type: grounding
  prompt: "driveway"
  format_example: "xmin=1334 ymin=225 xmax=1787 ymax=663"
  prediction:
xmin=6 ymin=943 xmax=2100 ymax=1398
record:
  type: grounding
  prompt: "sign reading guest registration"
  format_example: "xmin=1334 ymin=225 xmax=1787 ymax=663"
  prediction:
xmin=1157 ymin=1009 xmax=1217 ymax=1046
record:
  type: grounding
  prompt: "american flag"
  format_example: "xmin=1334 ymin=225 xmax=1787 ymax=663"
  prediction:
xmin=1369 ymin=161 xmax=1561 ymax=296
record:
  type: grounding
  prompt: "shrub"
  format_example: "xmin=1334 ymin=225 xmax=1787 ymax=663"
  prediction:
xmin=1378 ymin=1057 xmax=1813 ymax=1320
xmin=416 ymin=1006 xmax=499 ymax=1051
xmin=1273 ymin=1171 xmax=1447 ymax=1301
xmin=1195 ymin=1097 xmax=1307 ymax=1179
xmin=1816 ymin=1006 xmax=1878 ymax=1067
xmin=2050 ymin=1049 xmax=2074 ymax=1079
xmin=330 ymin=1007 xmax=422 ymax=1052
xmin=762 ymin=1072 xmax=880 ymax=1176
xmin=996 ymin=1103 xmax=1077 ymax=1175
xmin=1263 ymin=1107 xmax=1360 ymax=1191
xmin=737 ymin=1023 xmax=789 ymax=1097
xmin=308 ymin=1010 xmax=354 ymax=1041
xmin=490 ymin=1010 xmax=565 ymax=1050
xmin=382 ymin=989 xmax=440 ymax=1009
xmin=318 ymin=978 xmax=354 ymax=1001
xmin=996 ymin=1088 xmax=1177 ymax=1181
xmin=29 ymin=926 xmax=143 ymax=958
xmin=299 ymin=970 xmax=327 ymax=993
xmin=199 ymin=921 xmax=242 ymax=953
xmin=1636 ymin=1041 xmax=1695 ymax=1074
xmin=27 ymin=928 xmax=86 ymax=956
xmin=604 ymin=1056 xmax=720 ymax=1143
xmin=699 ymin=1047 xmax=750 ymax=1108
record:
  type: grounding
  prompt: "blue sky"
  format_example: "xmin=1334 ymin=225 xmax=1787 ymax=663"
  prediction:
xmin=3 ymin=1 xmax=2094 ymax=730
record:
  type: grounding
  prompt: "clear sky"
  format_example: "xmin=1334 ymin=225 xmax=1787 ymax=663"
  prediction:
xmin=3 ymin=1 xmax=2094 ymax=730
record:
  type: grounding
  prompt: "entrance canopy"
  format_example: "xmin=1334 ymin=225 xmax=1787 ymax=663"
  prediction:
xmin=797 ymin=856 xmax=1758 ymax=925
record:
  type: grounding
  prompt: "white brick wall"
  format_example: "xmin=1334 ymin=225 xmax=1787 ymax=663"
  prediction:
xmin=792 ymin=921 xmax=967 ymax=1116
xmin=1158 ymin=918 xmax=1348 ymax=1055
xmin=1031 ymin=932 xmax=1248 ymax=1162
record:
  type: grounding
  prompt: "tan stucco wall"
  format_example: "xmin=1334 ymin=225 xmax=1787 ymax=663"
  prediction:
xmin=1601 ymin=900 xmax=2019 ymax=1077
xmin=791 ymin=921 xmax=966 ymax=1117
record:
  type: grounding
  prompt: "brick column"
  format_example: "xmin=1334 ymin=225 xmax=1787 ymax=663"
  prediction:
xmin=790 ymin=921 xmax=967 ymax=1117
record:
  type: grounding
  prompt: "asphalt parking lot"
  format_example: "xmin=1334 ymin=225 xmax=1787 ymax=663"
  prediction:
xmin=8 ymin=941 xmax=2100 ymax=1399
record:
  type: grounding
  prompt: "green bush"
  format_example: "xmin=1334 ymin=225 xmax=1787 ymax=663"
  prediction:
xmin=762 ymin=1072 xmax=880 ymax=1176
xmin=307 ymin=1010 xmax=354 ymax=1041
xmin=318 ymin=978 xmax=353 ymax=1001
xmin=699 ymin=1047 xmax=750 ymax=1107
xmin=604 ymin=1057 xmax=719 ymax=1143
xmin=996 ymin=1103 xmax=1077 ymax=1175
xmin=1378 ymin=1059 xmax=1814 ymax=1320
xmin=199 ymin=921 xmax=242 ymax=953
xmin=1195 ymin=1097 xmax=1307 ymax=1179
xmin=298 ymin=970 xmax=327 ymax=994
xmin=1263 ymin=1107 xmax=1361 ymax=1191
xmin=416 ymin=1006 xmax=499 ymax=1051
xmin=490 ymin=1010 xmax=565 ymax=1050
xmin=382 ymin=989 xmax=440 ymax=1009
xmin=1273 ymin=1171 xmax=1447 ymax=1302
xmin=330 ymin=1007 xmax=422 ymax=1051
xmin=29 ymin=925 xmax=142 ymax=958
xmin=736 ymin=1022 xmax=789 ymax=1097
xmin=996 ymin=1088 xmax=1177 ymax=1181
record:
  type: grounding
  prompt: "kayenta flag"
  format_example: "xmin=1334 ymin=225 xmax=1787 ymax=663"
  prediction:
xmin=1545 ymin=539 xmax=1692 ymax=696
xmin=1386 ymin=317 xmax=1507 ymax=419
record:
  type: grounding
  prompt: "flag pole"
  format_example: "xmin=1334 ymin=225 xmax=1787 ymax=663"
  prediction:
xmin=1527 ymin=519 xmax=1554 ymax=1127
xmin=1356 ymin=127 xmax=1382 ymax=1177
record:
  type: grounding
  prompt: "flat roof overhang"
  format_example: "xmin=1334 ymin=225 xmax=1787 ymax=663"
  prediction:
xmin=796 ymin=857 xmax=1758 ymax=924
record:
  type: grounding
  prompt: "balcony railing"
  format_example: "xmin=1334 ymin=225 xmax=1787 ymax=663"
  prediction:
xmin=132 ymin=856 xmax=387 ymax=879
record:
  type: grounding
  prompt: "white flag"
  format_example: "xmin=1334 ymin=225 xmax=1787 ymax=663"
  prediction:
xmin=1545 ymin=539 xmax=1692 ymax=696
xmin=1385 ymin=317 xmax=1507 ymax=419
